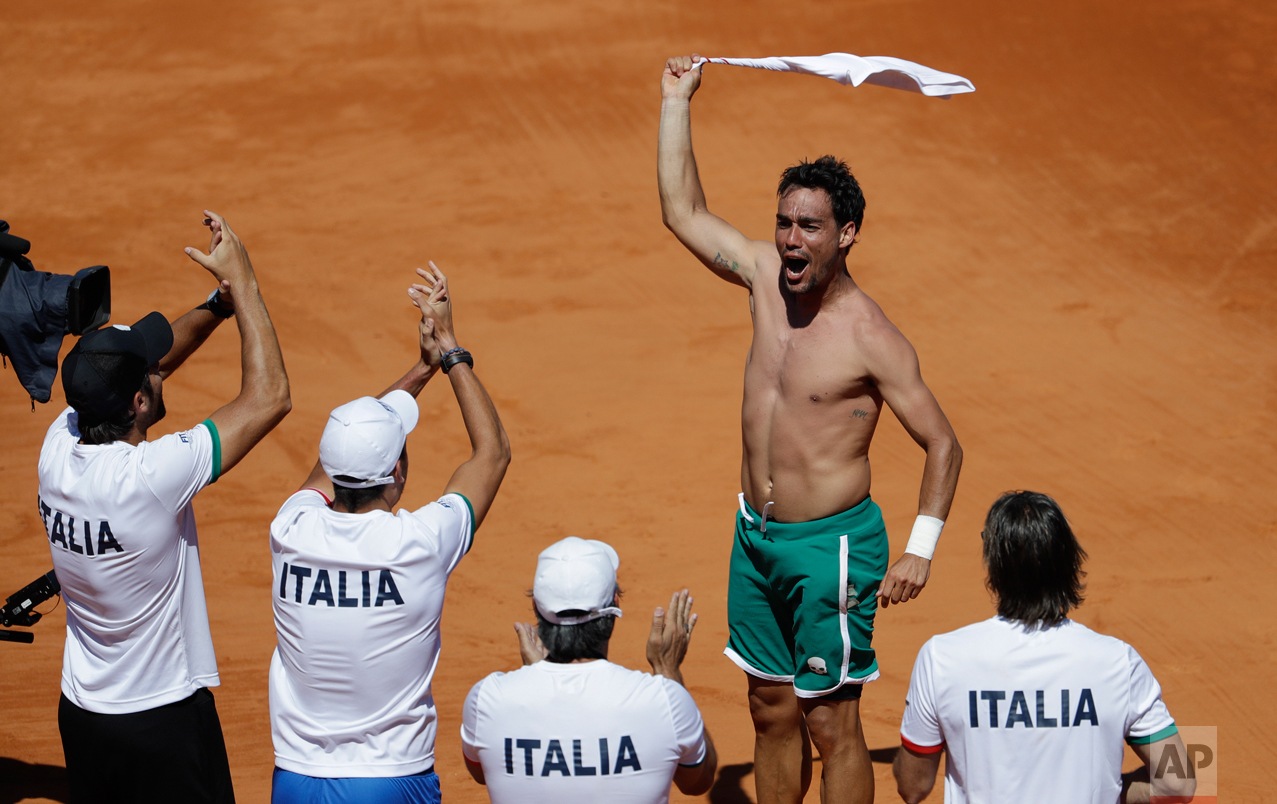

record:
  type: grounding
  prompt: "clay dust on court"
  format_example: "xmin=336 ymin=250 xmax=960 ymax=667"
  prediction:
xmin=2 ymin=0 xmax=1274 ymax=801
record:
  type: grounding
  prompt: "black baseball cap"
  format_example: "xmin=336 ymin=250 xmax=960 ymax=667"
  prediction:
xmin=62 ymin=312 xmax=173 ymax=421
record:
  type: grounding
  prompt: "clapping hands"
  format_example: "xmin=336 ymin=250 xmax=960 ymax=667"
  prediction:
xmin=185 ymin=211 xmax=252 ymax=302
xmin=514 ymin=622 xmax=548 ymax=666
xmin=408 ymin=261 xmax=457 ymax=368
xmin=646 ymin=589 xmax=697 ymax=685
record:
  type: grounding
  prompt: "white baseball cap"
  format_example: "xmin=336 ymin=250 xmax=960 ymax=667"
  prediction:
xmin=533 ymin=537 xmax=624 ymax=625
xmin=319 ymin=390 xmax=420 ymax=488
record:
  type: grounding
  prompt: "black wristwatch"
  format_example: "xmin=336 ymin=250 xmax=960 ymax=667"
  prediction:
xmin=198 ymin=288 xmax=234 ymax=319
xmin=441 ymin=347 xmax=474 ymax=373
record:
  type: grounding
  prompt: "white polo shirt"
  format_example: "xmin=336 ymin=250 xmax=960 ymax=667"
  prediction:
xmin=38 ymin=407 xmax=222 ymax=714
xmin=461 ymin=659 xmax=707 ymax=804
xmin=269 ymin=489 xmax=473 ymax=778
xmin=899 ymin=617 xmax=1178 ymax=804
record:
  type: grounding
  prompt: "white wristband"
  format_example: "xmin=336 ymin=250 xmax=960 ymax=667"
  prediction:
xmin=904 ymin=515 xmax=945 ymax=560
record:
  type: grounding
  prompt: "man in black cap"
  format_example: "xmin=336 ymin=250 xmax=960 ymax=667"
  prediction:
xmin=37 ymin=211 xmax=291 ymax=804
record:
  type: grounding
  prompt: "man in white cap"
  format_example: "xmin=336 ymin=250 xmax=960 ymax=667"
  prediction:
xmin=268 ymin=264 xmax=511 ymax=804
xmin=459 ymin=537 xmax=718 ymax=804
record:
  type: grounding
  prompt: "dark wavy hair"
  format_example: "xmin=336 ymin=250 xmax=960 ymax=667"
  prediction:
xmin=777 ymin=155 xmax=866 ymax=233
xmin=331 ymin=447 xmax=407 ymax=511
xmin=983 ymin=491 xmax=1087 ymax=628
xmin=532 ymin=588 xmax=622 ymax=663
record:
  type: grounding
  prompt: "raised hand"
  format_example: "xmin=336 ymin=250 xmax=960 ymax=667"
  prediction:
xmin=646 ymin=589 xmax=697 ymax=685
xmin=184 ymin=211 xmax=255 ymax=290
xmin=207 ymin=277 xmax=235 ymax=313
xmin=207 ymin=215 xmax=224 ymax=254
xmin=514 ymin=622 xmax=547 ymax=666
xmin=662 ymin=54 xmax=705 ymax=101
xmin=415 ymin=315 xmax=442 ymax=368
xmin=877 ymin=553 xmax=931 ymax=608
xmin=407 ymin=261 xmax=457 ymax=353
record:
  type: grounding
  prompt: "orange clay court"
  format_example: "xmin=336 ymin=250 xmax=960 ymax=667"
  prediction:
xmin=1 ymin=0 xmax=1274 ymax=801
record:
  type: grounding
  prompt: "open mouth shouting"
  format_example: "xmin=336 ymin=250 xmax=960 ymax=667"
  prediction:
xmin=782 ymin=254 xmax=810 ymax=286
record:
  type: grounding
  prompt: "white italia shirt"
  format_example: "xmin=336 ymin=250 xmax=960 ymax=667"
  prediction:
xmin=268 ymin=489 xmax=473 ymax=778
xmin=38 ymin=408 xmax=223 ymax=714
xmin=899 ymin=617 xmax=1178 ymax=804
xmin=461 ymin=659 xmax=707 ymax=804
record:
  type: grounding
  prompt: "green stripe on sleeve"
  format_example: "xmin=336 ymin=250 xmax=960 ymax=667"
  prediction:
xmin=202 ymin=419 xmax=223 ymax=484
xmin=455 ymin=493 xmax=476 ymax=554
xmin=1127 ymin=723 xmax=1178 ymax=745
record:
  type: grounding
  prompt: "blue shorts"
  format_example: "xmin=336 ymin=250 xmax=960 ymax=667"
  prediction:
xmin=271 ymin=767 xmax=440 ymax=804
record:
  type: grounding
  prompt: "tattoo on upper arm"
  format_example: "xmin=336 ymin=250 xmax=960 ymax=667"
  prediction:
xmin=713 ymin=252 xmax=740 ymax=274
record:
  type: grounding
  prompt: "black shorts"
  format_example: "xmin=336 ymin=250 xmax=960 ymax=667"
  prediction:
xmin=59 ymin=687 xmax=235 ymax=804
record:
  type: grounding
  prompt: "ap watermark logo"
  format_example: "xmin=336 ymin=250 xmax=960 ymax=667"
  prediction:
xmin=1149 ymin=726 xmax=1216 ymax=803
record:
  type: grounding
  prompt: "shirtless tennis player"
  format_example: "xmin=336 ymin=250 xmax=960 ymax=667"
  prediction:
xmin=658 ymin=55 xmax=963 ymax=804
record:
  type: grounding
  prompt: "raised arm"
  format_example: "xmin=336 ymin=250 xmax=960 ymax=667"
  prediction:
xmin=184 ymin=211 xmax=291 ymax=476
xmin=158 ymin=301 xmax=228 ymax=380
xmin=659 ymin=55 xmax=765 ymax=289
xmin=410 ymin=264 xmax=511 ymax=529
xmin=158 ymin=288 xmax=233 ymax=380
xmin=159 ymin=222 xmax=237 ymax=380
xmin=861 ymin=317 xmax=962 ymax=607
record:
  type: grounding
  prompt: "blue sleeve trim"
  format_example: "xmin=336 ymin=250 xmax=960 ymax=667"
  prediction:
xmin=1127 ymin=723 xmax=1178 ymax=745
xmin=202 ymin=419 xmax=222 ymax=484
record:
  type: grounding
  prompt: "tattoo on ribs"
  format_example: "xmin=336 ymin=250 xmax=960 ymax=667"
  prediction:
xmin=713 ymin=252 xmax=740 ymax=274
xmin=852 ymin=409 xmax=869 ymax=419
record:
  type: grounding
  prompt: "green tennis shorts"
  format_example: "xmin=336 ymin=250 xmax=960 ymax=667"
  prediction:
xmin=725 ymin=494 xmax=890 ymax=698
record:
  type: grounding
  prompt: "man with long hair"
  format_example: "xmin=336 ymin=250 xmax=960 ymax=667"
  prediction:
xmin=894 ymin=491 xmax=1195 ymax=803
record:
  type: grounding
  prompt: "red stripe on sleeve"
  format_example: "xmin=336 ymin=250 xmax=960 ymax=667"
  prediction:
xmin=900 ymin=735 xmax=944 ymax=755
xmin=304 ymin=488 xmax=333 ymax=506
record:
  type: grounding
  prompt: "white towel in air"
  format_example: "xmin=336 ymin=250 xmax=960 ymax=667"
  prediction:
xmin=702 ymin=53 xmax=975 ymax=98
